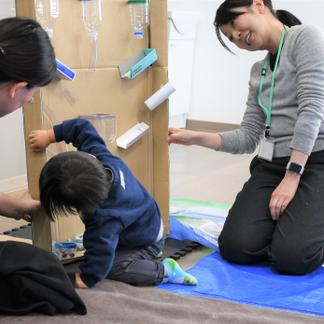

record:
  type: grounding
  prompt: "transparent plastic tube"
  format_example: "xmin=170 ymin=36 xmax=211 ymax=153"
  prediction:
xmin=35 ymin=0 xmax=59 ymax=38
xmin=128 ymin=0 xmax=150 ymax=39
xmin=78 ymin=114 xmax=117 ymax=144
xmin=81 ymin=0 xmax=102 ymax=70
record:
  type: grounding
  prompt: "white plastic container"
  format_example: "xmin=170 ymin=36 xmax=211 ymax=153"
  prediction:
xmin=128 ymin=0 xmax=150 ymax=39
xmin=79 ymin=114 xmax=117 ymax=145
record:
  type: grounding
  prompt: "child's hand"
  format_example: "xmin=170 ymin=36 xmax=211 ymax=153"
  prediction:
xmin=29 ymin=129 xmax=55 ymax=151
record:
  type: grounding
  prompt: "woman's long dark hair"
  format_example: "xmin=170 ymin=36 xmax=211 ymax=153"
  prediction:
xmin=214 ymin=0 xmax=302 ymax=52
xmin=0 ymin=17 xmax=56 ymax=87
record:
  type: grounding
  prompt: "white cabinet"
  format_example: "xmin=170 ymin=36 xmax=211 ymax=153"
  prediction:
xmin=168 ymin=11 xmax=199 ymax=128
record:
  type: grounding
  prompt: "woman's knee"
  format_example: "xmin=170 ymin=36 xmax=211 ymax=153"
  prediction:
xmin=218 ymin=231 xmax=266 ymax=265
xmin=271 ymin=243 xmax=322 ymax=275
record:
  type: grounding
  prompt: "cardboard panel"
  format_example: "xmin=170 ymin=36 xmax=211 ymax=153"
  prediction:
xmin=150 ymin=0 xmax=168 ymax=67
xmin=151 ymin=67 xmax=169 ymax=232
xmin=51 ymin=214 xmax=85 ymax=244
xmin=22 ymin=93 xmax=52 ymax=250
xmin=16 ymin=0 xmax=169 ymax=251
xmin=47 ymin=0 xmax=149 ymax=68
xmin=41 ymin=69 xmax=153 ymax=189
xmin=15 ymin=0 xmax=36 ymax=19
xmin=16 ymin=0 xmax=167 ymax=69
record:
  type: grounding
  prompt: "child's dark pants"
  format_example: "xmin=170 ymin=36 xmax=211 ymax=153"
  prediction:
xmin=107 ymin=239 xmax=165 ymax=286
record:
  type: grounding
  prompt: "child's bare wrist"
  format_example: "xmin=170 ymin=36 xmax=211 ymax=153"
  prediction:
xmin=47 ymin=129 xmax=55 ymax=144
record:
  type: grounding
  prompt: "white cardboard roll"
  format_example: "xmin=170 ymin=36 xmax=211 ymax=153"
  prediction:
xmin=144 ymin=82 xmax=176 ymax=111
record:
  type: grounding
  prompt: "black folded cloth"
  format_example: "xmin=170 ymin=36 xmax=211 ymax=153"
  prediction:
xmin=67 ymin=272 xmax=76 ymax=288
xmin=0 ymin=241 xmax=87 ymax=315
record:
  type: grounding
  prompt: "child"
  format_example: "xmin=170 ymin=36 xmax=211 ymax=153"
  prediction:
xmin=29 ymin=118 xmax=198 ymax=289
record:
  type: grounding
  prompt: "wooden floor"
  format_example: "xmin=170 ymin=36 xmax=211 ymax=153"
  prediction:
xmin=169 ymin=144 xmax=253 ymax=204
xmin=169 ymin=144 xmax=254 ymax=269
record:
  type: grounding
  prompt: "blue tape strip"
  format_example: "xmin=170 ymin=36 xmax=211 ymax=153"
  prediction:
xmin=56 ymin=59 xmax=76 ymax=80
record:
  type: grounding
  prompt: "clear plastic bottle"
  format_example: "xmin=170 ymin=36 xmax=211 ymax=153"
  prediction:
xmin=49 ymin=0 xmax=59 ymax=19
xmin=35 ymin=0 xmax=59 ymax=38
xmin=128 ymin=0 xmax=150 ymax=39
xmin=81 ymin=0 xmax=103 ymax=70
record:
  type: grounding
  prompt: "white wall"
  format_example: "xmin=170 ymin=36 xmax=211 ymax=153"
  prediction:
xmin=0 ymin=0 xmax=15 ymax=18
xmin=0 ymin=0 xmax=27 ymax=188
xmin=0 ymin=0 xmax=323 ymax=187
xmin=168 ymin=0 xmax=324 ymax=124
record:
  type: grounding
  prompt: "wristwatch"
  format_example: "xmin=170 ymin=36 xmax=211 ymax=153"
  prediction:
xmin=286 ymin=162 xmax=304 ymax=175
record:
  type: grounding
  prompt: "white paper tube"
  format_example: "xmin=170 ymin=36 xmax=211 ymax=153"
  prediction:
xmin=144 ymin=82 xmax=176 ymax=111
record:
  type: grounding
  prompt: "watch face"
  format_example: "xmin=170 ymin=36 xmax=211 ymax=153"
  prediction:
xmin=288 ymin=162 xmax=302 ymax=174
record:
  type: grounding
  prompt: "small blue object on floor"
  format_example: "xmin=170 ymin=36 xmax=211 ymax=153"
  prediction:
xmin=158 ymin=251 xmax=324 ymax=316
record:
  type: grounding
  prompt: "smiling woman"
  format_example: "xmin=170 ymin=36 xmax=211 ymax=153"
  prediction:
xmin=214 ymin=0 xmax=301 ymax=53
xmin=168 ymin=0 xmax=324 ymax=277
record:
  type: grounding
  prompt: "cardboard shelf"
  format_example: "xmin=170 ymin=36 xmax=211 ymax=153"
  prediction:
xmin=118 ymin=48 xmax=158 ymax=79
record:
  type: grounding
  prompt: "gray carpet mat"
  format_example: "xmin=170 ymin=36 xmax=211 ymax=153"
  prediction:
xmin=1 ymin=280 xmax=324 ymax=323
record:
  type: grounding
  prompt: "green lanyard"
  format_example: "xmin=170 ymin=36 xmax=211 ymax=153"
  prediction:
xmin=258 ymin=26 xmax=287 ymax=138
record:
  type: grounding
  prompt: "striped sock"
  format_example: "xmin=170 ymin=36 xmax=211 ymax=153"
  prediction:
xmin=163 ymin=258 xmax=198 ymax=285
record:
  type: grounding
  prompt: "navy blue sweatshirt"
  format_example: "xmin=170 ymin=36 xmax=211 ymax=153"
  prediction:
xmin=53 ymin=119 xmax=163 ymax=287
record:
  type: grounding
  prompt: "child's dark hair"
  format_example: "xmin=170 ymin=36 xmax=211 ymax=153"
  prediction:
xmin=0 ymin=17 xmax=56 ymax=88
xmin=39 ymin=151 xmax=111 ymax=221
xmin=214 ymin=0 xmax=302 ymax=52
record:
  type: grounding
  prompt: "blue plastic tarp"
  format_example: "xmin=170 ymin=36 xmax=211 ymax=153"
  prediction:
xmin=159 ymin=251 xmax=324 ymax=316
xmin=170 ymin=216 xmax=218 ymax=250
xmin=167 ymin=204 xmax=324 ymax=316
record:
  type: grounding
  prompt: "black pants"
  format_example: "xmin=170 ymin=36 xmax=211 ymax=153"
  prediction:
xmin=107 ymin=239 xmax=165 ymax=286
xmin=218 ymin=150 xmax=324 ymax=275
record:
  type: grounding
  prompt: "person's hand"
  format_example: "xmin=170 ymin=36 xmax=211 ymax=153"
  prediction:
xmin=0 ymin=191 xmax=39 ymax=221
xmin=168 ymin=128 xmax=198 ymax=146
xmin=15 ymin=191 xmax=40 ymax=222
xmin=75 ymin=272 xmax=88 ymax=289
xmin=29 ymin=129 xmax=55 ymax=152
xmin=168 ymin=128 xmax=223 ymax=150
xmin=269 ymin=173 xmax=300 ymax=221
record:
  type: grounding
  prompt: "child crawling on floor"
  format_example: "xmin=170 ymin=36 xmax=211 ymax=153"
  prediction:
xmin=29 ymin=118 xmax=197 ymax=289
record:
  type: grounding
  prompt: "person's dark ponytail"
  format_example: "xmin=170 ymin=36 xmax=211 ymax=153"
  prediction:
xmin=276 ymin=9 xmax=301 ymax=27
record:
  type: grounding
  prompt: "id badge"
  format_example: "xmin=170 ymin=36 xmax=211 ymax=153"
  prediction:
xmin=258 ymin=137 xmax=274 ymax=162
